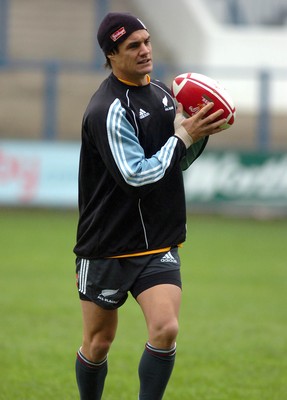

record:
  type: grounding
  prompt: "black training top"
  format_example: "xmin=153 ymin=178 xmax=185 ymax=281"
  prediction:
xmin=74 ymin=73 xmax=207 ymax=258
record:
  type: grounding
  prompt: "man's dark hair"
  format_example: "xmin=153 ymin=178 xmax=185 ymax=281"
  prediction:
xmin=105 ymin=47 xmax=119 ymax=69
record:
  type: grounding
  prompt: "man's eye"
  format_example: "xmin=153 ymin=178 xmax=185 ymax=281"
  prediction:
xmin=128 ymin=43 xmax=139 ymax=50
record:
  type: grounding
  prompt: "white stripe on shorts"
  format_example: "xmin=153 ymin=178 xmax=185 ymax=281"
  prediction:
xmin=79 ymin=259 xmax=89 ymax=295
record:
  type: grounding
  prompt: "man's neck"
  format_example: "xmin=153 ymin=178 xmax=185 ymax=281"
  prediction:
xmin=116 ymin=74 xmax=150 ymax=87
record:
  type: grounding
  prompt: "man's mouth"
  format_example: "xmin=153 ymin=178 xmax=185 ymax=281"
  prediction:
xmin=138 ymin=58 xmax=151 ymax=65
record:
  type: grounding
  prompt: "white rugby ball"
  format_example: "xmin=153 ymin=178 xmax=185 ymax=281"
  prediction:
xmin=172 ymin=72 xmax=236 ymax=129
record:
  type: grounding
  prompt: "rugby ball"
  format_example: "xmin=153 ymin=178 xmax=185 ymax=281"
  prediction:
xmin=171 ymin=72 xmax=236 ymax=129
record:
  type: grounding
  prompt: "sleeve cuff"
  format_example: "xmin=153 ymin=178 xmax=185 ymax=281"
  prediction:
xmin=174 ymin=126 xmax=194 ymax=149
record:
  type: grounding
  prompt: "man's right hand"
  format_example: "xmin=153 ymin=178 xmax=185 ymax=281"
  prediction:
xmin=180 ymin=102 xmax=226 ymax=143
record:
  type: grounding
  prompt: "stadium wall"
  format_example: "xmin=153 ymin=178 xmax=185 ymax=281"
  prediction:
xmin=0 ymin=0 xmax=286 ymax=151
xmin=134 ymin=0 xmax=287 ymax=110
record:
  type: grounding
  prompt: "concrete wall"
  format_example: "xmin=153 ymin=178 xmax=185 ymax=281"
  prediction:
xmin=133 ymin=0 xmax=287 ymax=69
xmin=0 ymin=0 xmax=286 ymax=149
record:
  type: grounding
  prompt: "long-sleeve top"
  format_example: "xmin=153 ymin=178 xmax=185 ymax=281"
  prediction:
xmin=74 ymin=73 xmax=207 ymax=258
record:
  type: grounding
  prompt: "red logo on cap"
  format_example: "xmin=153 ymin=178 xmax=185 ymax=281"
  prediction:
xmin=110 ymin=27 xmax=126 ymax=42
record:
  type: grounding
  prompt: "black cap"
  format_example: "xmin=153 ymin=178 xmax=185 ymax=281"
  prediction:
xmin=97 ymin=12 xmax=148 ymax=55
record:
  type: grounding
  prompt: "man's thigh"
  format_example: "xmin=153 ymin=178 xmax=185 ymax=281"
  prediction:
xmin=137 ymin=284 xmax=182 ymax=324
xmin=80 ymin=300 xmax=119 ymax=363
xmin=136 ymin=283 xmax=181 ymax=348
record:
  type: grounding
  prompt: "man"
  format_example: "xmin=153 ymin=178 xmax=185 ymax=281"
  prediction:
xmin=74 ymin=12 xmax=225 ymax=400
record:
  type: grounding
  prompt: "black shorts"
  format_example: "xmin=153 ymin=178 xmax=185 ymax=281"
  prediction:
xmin=75 ymin=247 xmax=181 ymax=310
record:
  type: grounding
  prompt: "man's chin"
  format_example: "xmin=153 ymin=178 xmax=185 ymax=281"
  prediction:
xmin=138 ymin=63 xmax=153 ymax=74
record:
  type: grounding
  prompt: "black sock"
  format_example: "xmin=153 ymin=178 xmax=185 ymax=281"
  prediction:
xmin=138 ymin=342 xmax=176 ymax=400
xmin=75 ymin=348 xmax=108 ymax=400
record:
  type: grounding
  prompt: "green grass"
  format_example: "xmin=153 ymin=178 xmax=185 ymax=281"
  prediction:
xmin=0 ymin=209 xmax=286 ymax=399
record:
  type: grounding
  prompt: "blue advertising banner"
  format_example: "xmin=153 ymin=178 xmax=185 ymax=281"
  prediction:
xmin=0 ymin=140 xmax=79 ymax=207
xmin=1 ymin=141 xmax=286 ymax=214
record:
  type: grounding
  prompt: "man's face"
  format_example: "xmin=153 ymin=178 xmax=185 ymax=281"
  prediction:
xmin=109 ymin=30 xmax=153 ymax=85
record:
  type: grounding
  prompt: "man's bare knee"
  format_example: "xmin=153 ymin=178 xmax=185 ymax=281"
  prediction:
xmin=149 ymin=319 xmax=179 ymax=348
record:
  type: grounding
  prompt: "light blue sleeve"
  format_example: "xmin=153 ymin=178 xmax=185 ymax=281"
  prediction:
xmin=107 ymin=98 xmax=179 ymax=187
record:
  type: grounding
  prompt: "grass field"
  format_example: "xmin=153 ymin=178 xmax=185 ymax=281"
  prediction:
xmin=1 ymin=209 xmax=286 ymax=400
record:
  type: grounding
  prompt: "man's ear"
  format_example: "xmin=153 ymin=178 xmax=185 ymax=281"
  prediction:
xmin=108 ymin=53 xmax=116 ymax=61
